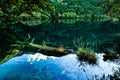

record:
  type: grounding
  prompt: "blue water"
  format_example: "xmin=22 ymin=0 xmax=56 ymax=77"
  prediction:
xmin=0 ymin=53 xmax=119 ymax=80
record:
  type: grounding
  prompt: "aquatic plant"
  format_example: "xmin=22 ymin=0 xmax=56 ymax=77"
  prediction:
xmin=103 ymin=49 xmax=119 ymax=61
xmin=101 ymin=33 xmax=120 ymax=61
xmin=77 ymin=48 xmax=97 ymax=64
xmin=73 ymin=37 xmax=99 ymax=52
xmin=114 ymin=33 xmax=120 ymax=55
xmin=73 ymin=37 xmax=97 ymax=64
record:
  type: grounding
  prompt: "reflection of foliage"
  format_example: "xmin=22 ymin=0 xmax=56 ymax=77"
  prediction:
xmin=0 ymin=28 xmax=26 ymax=64
xmin=0 ymin=0 xmax=55 ymax=64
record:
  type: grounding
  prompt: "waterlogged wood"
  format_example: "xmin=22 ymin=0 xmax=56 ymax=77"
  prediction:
xmin=28 ymin=43 xmax=71 ymax=55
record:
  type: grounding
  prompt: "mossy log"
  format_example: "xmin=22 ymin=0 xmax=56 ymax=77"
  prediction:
xmin=28 ymin=43 xmax=72 ymax=56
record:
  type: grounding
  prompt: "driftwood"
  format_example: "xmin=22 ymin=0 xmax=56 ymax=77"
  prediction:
xmin=28 ymin=43 xmax=72 ymax=56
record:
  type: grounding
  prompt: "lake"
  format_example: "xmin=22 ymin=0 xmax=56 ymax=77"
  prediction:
xmin=0 ymin=19 xmax=120 ymax=80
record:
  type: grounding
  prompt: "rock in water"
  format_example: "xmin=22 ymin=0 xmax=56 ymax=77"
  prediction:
xmin=18 ymin=12 xmax=50 ymax=26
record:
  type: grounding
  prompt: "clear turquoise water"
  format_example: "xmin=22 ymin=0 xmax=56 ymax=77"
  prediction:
xmin=0 ymin=52 xmax=119 ymax=80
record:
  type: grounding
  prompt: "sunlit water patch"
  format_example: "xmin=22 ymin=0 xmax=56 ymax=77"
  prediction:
xmin=0 ymin=53 xmax=119 ymax=80
xmin=27 ymin=53 xmax=57 ymax=64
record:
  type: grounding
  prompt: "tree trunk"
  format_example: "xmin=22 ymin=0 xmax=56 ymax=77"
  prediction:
xmin=28 ymin=43 xmax=72 ymax=56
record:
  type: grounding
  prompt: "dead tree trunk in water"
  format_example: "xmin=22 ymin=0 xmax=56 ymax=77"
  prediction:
xmin=28 ymin=43 xmax=72 ymax=56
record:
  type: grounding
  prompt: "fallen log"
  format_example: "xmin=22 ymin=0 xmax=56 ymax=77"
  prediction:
xmin=28 ymin=43 xmax=72 ymax=56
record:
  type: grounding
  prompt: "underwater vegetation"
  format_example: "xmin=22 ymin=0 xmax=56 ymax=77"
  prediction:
xmin=99 ymin=33 xmax=120 ymax=61
xmin=114 ymin=34 xmax=120 ymax=55
xmin=77 ymin=48 xmax=97 ymax=64
xmin=103 ymin=50 xmax=119 ymax=61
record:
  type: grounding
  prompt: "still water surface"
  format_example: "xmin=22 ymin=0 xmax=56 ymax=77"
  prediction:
xmin=0 ymin=20 xmax=120 ymax=80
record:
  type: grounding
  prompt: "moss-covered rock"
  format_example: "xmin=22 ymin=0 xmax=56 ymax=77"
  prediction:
xmin=77 ymin=48 xmax=97 ymax=64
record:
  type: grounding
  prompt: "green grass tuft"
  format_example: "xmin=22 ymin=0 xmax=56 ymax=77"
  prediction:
xmin=77 ymin=48 xmax=97 ymax=64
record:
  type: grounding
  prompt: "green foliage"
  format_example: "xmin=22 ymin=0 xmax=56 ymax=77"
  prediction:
xmin=49 ymin=0 xmax=103 ymax=15
xmin=77 ymin=48 xmax=97 ymax=64
xmin=100 ymin=0 xmax=120 ymax=21
xmin=0 ymin=0 xmax=55 ymax=16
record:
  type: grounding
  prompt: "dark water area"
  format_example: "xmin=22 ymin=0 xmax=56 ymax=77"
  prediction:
xmin=15 ymin=20 xmax=120 ymax=52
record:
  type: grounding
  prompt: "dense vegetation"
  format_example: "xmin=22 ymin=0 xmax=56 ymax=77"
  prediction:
xmin=100 ymin=0 xmax=120 ymax=20
xmin=0 ymin=0 xmax=55 ymax=16
xmin=49 ymin=0 xmax=120 ymax=22
xmin=0 ymin=0 xmax=119 ymax=22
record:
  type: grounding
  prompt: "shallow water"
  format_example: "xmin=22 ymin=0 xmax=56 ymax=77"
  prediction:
xmin=0 ymin=53 xmax=119 ymax=80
